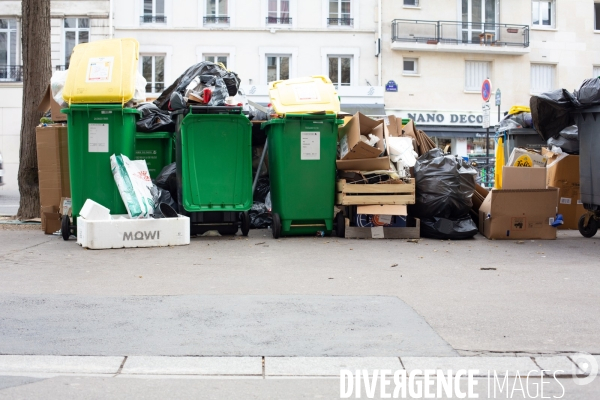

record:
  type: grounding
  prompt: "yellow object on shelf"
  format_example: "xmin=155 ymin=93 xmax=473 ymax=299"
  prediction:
xmin=63 ymin=38 xmax=139 ymax=105
xmin=508 ymin=105 xmax=531 ymax=115
xmin=268 ymin=76 xmax=341 ymax=115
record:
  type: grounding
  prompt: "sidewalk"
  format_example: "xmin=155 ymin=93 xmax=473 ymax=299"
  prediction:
xmin=0 ymin=190 xmax=18 ymax=217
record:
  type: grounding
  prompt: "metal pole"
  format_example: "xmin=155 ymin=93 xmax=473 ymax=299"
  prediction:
xmin=498 ymin=104 xmax=501 ymax=123
xmin=485 ymin=127 xmax=490 ymax=187
xmin=252 ymin=141 xmax=268 ymax=195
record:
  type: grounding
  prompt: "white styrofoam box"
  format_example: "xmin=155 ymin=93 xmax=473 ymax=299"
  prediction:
xmin=79 ymin=199 xmax=111 ymax=221
xmin=77 ymin=215 xmax=190 ymax=249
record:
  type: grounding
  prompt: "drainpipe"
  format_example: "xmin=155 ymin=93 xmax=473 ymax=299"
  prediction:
xmin=378 ymin=0 xmax=382 ymax=87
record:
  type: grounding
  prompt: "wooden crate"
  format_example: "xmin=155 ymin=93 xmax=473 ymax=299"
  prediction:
xmin=344 ymin=218 xmax=420 ymax=239
xmin=335 ymin=179 xmax=415 ymax=206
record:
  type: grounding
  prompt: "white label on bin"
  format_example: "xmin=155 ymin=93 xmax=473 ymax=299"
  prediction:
xmin=371 ymin=226 xmax=385 ymax=239
xmin=294 ymin=83 xmax=321 ymax=102
xmin=560 ymin=197 xmax=572 ymax=205
xmin=86 ymin=57 xmax=114 ymax=83
xmin=89 ymin=124 xmax=109 ymax=153
xmin=301 ymin=131 xmax=320 ymax=160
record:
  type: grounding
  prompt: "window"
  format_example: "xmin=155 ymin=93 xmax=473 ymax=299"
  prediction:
xmin=532 ymin=0 xmax=555 ymax=28
xmin=328 ymin=0 xmax=352 ymax=26
xmin=593 ymin=66 xmax=600 ymax=78
xmin=462 ymin=0 xmax=498 ymax=43
xmin=204 ymin=55 xmax=228 ymax=68
xmin=64 ymin=18 xmax=89 ymax=69
xmin=267 ymin=55 xmax=290 ymax=82
xmin=595 ymin=2 xmax=600 ymax=30
xmin=267 ymin=0 xmax=291 ymax=24
xmin=465 ymin=61 xmax=490 ymax=91
xmin=530 ymin=64 xmax=555 ymax=94
xmin=0 ymin=18 xmax=19 ymax=81
xmin=404 ymin=0 xmax=419 ymax=6
xmin=403 ymin=58 xmax=418 ymax=75
xmin=142 ymin=0 xmax=166 ymax=23
xmin=328 ymin=56 xmax=351 ymax=87
xmin=205 ymin=0 xmax=229 ymax=24
xmin=141 ymin=55 xmax=165 ymax=94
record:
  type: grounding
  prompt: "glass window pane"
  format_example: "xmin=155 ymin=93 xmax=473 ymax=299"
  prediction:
xmin=596 ymin=4 xmax=600 ymax=30
xmin=472 ymin=0 xmax=482 ymax=24
xmin=207 ymin=0 xmax=215 ymax=15
xmin=542 ymin=1 xmax=551 ymax=25
xmin=532 ymin=2 xmax=539 ymax=25
xmin=217 ymin=56 xmax=227 ymax=67
xmin=205 ymin=56 xmax=215 ymax=63
xmin=78 ymin=18 xmax=89 ymax=29
xmin=142 ymin=56 xmax=153 ymax=81
xmin=218 ymin=0 xmax=228 ymax=15
xmin=485 ymin=0 xmax=495 ymax=24
xmin=280 ymin=57 xmax=289 ymax=80
xmin=341 ymin=1 xmax=351 ymax=14
xmin=9 ymin=28 xmax=16 ymax=65
xmin=268 ymin=0 xmax=277 ymax=14
xmin=267 ymin=67 xmax=277 ymax=83
xmin=0 ymin=33 xmax=6 ymax=65
xmin=281 ymin=0 xmax=290 ymax=18
xmin=65 ymin=31 xmax=76 ymax=65
xmin=79 ymin=31 xmax=89 ymax=44
xmin=156 ymin=0 xmax=165 ymax=15
xmin=64 ymin=18 xmax=76 ymax=28
xmin=144 ymin=0 xmax=153 ymax=15
xmin=329 ymin=57 xmax=338 ymax=84
xmin=329 ymin=1 xmax=339 ymax=17
xmin=341 ymin=57 xmax=351 ymax=85
xmin=403 ymin=60 xmax=414 ymax=72
xmin=156 ymin=56 xmax=165 ymax=83
xmin=0 ymin=19 xmax=7 ymax=29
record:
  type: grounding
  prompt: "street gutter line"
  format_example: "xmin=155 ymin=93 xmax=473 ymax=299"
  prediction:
xmin=113 ymin=356 xmax=128 ymax=377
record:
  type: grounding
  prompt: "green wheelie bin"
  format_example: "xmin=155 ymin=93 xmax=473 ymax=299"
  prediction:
xmin=61 ymin=104 xmax=140 ymax=240
xmin=135 ymin=132 xmax=175 ymax=179
xmin=261 ymin=114 xmax=342 ymax=238
xmin=177 ymin=106 xmax=252 ymax=236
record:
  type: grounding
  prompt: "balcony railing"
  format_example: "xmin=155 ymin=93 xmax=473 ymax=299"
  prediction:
xmin=266 ymin=16 xmax=292 ymax=25
xmin=0 ymin=65 xmax=23 ymax=82
xmin=204 ymin=16 xmax=230 ymax=24
xmin=392 ymin=19 xmax=529 ymax=47
xmin=327 ymin=17 xmax=353 ymax=26
xmin=140 ymin=15 xmax=167 ymax=24
xmin=55 ymin=65 xmax=67 ymax=71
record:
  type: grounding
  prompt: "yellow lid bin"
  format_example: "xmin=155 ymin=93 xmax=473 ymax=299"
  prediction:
xmin=268 ymin=76 xmax=341 ymax=115
xmin=63 ymin=38 xmax=140 ymax=105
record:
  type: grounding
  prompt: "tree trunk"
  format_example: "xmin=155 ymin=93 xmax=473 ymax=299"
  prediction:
xmin=17 ymin=0 xmax=51 ymax=219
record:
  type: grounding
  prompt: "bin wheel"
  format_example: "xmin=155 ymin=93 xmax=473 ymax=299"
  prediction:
xmin=61 ymin=215 xmax=71 ymax=241
xmin=241 ymin=211 xmax=250 ymax=236
xmin=272 ymin=213 xmax=281 ymax=239
xmin=578 ymin=214 xmax=598 ymax=238
xmin=335 ymin=211 xmax=346 ymax=238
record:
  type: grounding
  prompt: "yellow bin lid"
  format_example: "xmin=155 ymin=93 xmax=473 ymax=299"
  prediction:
xmin=63 ymin=38 xmax=139 ymax=105
xmin=268 ymin=76 xmax=341 ymax=115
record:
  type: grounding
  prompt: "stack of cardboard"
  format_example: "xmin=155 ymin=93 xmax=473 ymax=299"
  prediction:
xmin=479 ymin=148 xmax=558 ymax=240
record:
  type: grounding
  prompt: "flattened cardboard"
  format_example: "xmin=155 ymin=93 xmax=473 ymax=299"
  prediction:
xmin=387 ymin=115 xmax=400 ymax=137
xmin=545 ymin=152 xmax=586 ymax=230
xmin=38 ymin=86 xmax=67 ymax=122
xmin=357 ymin=204 xmax=407 ymax=215
xmin=338 ymin=112 xmax=384 ymax=160
xmin=479 ymin=188 xmax=558 ymax=240
xmin=336 ymin=156 xmax=391 ymax=171
xmin=502 ymin=166 xmax=547 ymax=190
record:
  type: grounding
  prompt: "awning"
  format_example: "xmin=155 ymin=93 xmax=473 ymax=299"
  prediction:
xmin=340 ymin=103 xmax=386 ymax=117
xmin=417 ymin=125 xmax=492 ymax=138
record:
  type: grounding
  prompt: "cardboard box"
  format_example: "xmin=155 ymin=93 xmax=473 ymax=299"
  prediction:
xmin=544 ymin=151 xmax=586 ymax=230
xmin=42 ymin=206 xmax=61 ymax=234
xmin=38 ymin=86 xmax=67 ymax=122
xmin=77 ymin=215 xmax=191 ymax=249
xmin=36 ymin=125 xmax=70 ymax=228
xmin=506 ymin=148 xmax=548 ymax=168
xmin=479 ymin=188 xmax=559 ymax=240
xmin=502 ymin=166 xmax=547 ymax=190
xmin=338 ymin=112 xmax=384 ymax=160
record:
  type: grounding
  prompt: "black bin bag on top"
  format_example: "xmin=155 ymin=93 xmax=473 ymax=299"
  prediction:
xmin=136 ymin=103 xmax=175 ymax=133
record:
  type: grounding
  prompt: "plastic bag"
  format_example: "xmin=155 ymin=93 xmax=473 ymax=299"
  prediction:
xmin=409 ymin=149 xmax=477 ymax=220
xmin=133 ymin=72 xmax=147 ymax=103
xmin=154 ymin=163 xmax=178 ymax=205
xmin=530 ymin=89 xmax=578 ymax=141
xmin=420 ymin=216 xmax=479 ymax=240
xmin=136 ymin=103 xmax=175 ymax=133
xmin=149 ymin=185 xmax=178 ymax=216
xmin=575 ymin=78 xmax=600 ymax=105
xmin=547 ymin=135 xmax=579 ymax=154
xmin=249 ymin=202 xmax=272 ymax=229
xmin=154 ymin=62 xmax=241 ymax=110
xmin=253 ymin=177 xmax=270 ymax=203
xmin=387 ymin=136 xmax=418 ymax=167
xmin=50 ymin=70 xmax=69 ymax=107
xmin=497 ymin=112 xmax=533 ymax=132
xmin=110 ymin=154 xmax=155 ymax=219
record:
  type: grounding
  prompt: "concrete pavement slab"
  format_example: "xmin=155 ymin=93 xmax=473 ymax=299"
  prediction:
xmin=534 ymin=356 xmax=578 ymax=376
xmin=400 ymin=356 xmax=540 ymax=377
xmin=0 ymin=376 xmax=44 ymax=391
xmin=265 ymin=357 xmax=402 ymax=376
xmin=122 ymin=356 xmax=262 ymax=376
xmin=0 ymin=356 xmax=123 ymax=374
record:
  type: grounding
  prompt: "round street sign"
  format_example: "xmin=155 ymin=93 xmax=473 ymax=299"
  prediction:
xmin=481 ymin=79 xmax=492 ymax=102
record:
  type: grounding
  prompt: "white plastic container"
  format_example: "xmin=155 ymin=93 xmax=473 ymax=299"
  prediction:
xmin=77 ymin=215 xmax=190 ymax=249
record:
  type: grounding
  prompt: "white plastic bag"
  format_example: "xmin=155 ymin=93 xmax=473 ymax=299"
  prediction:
xmin=387 ymin=137 xmax=418 ymax=167
xmin=133 ymin=72 xmax=148 ymax=103
xmin=51 ymin=70 xmax=69 ymax=107
xmin=110 ymin=154 xmax=155 ymax=219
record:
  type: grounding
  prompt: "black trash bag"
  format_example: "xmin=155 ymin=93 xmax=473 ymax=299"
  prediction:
xmin=136 ymin=103 xmax=175 ymax=133
xmin=150 ymin=184 xmax=178 ymax=216
xmin=497 ymin=112 xmax=533 ymax=132
xmin=548 ymin=135 xmax=579 ymax=154
xmin=154 ymin=62 xmax=241 ymax=110
xmin=253 ymin=176 xmax=270 ymax=203
xmin=575 ymin=78 xmax=600 ymax=105
xmin=249 ymin=202 xmax=272 ymax=229
xmin=530 ymin=89 xmax=579 ymax=141
xmin=154 ymin=163 xmax=178 ymax=205
xmin=420 ymin=216 xmax=479 ymax=240
xmin=409 ymin=148 xmax=477 ymax=220
xmin=168 ymin=92 xmax=186 ymax=111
